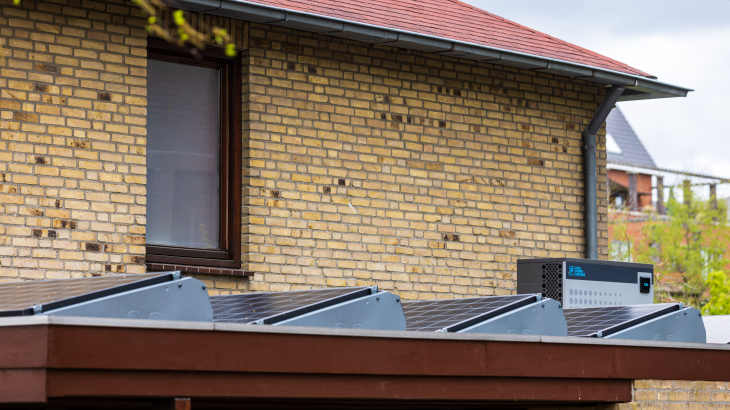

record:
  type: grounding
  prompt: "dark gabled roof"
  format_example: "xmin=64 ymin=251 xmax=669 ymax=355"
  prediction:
xmin=606 ymin=107 xmax=657 ymax=169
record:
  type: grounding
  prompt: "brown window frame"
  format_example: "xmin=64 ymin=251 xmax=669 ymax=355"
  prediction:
xmin=145 ymin=38 xmax=241 ymax=269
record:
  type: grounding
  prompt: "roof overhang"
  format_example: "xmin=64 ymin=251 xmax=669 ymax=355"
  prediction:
xmin=607 ymin=162 xmax=668 ymax=177
xmin=608 ymin=160 xmax=730 ymax=182
xmin=2 ymin=315 xmax=730 ymax=408
xmin=162 ymin=0 xmax=692 ymax=101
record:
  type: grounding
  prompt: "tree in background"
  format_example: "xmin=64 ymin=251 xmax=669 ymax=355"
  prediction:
xmin=609 ymin=182 xmax=730 ymax=312
xmin=702 ymin=271 xmax=730 ymax=315
xmin=133 ymin=0 xmax=237 ymax=57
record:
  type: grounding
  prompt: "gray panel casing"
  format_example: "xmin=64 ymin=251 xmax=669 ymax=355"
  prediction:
xmin=606 ymin=307 xmax=706 ymax=343
xmin=458 ymin=299 xmax=567 ymax=337
xmin=42 ymin=277 xmax=213 ymax=322
xmin=274 ymin=291 xmax=406 ymax=331
xmin=518 ymin=258 xmax=654 ymax=309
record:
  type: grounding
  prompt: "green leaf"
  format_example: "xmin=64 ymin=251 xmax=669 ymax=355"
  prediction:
xmin=224 ymin=43 xmax=237 ymax=57
xmin=702 ymin=271 xmax=730 ymax=315
xmin=173 ymin=10 xmax=186 ymax=25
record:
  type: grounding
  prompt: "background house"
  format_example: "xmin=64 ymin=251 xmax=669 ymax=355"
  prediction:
xmin=606 ymin=107 xmax=728 ymax=215
xmin=606 ymin=107 xmax=660 ymax=212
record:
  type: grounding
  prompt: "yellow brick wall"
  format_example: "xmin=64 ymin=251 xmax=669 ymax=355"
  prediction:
xmin=241 ymin=23 xmax=610 ymax=298
xmin=627 ymin=379 xmax=730 ymax=410
xmin=2 ymin=4 xmax=612 ymax=296
xmin=0 ymin=0 xmax=148 ymax=280
xmin=534 ymin=380 xmax=730 ymax=410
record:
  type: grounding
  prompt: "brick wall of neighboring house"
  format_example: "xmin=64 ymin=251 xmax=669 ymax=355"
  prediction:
xmin=629 ymin=379 xmax=730 ymax=409
xmin=1 ymin=3 xmax=613 ymax=296
xmin=530 ymin=380 xmax=730 ymax=410
xmin=240 ymin=22 xmax=611 ymax=299
xmin=608 ymin=169 xmax=653 ymax=209
xmin=0 ymin=0 xmax=148 ymax=280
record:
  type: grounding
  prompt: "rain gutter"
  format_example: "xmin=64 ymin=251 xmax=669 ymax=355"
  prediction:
xmin=583 ymin=86 xmax=625 ymax=259
xmin=164 ymin=0 xmax=693 ymax=101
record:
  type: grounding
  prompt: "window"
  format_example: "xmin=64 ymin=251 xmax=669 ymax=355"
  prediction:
xmin=606 ymin=133 xmax=622 ymax=154
xmin=614 ymin=195 xmax=624 ymax=208
xmin=145 ymin=39 xmax=241 ymax=268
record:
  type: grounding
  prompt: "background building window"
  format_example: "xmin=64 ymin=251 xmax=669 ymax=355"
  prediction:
xmin=145 ymin=41 xmax=241 ymax=268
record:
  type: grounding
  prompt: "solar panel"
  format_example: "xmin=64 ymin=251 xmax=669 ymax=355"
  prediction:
xmin=0 ymin=272 xmax=177 ymax=317
xmin=703 ymin=315 xmax=730 ymax=344
xmin=565 ymin=303 xmax=680 ymax=337
xmin=401 ymin=294 xmax=539 ymax=332
xmin=210 ymin=287 xmax=373 ymax=324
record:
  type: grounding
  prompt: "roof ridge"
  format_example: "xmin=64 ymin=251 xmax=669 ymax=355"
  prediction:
xmin=442 ymin=0 xmax=651 ymax=77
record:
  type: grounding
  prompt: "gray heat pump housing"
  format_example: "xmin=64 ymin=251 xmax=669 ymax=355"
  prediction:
xmin=458 ymin=298 xmax=567 ymax=336
xmin=517 ymin=258 xmax=654 ymax=309
xmin=274 ymin=291 xmax=406 ymax=331
xmin=605 ymin=307 xmax=706 ymax=343
xmin=41 ymin=277 xmax=213 ymax=322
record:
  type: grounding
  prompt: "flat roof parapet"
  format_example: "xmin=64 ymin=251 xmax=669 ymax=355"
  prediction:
xmin=1 ymin=315 xmax=729 ymax=408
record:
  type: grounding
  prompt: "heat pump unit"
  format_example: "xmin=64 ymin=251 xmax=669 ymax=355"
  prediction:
xmin=517 ymin=258 xmax=654 ymax=309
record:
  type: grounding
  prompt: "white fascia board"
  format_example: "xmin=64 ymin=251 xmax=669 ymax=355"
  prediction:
xmin=606 ymin=162 xmax=667 ymax=177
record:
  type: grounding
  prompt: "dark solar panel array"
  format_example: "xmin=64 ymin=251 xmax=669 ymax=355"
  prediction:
xmin=210 ymin=287 xmax=371 ymax=324
xmin=402 ymin=294 xmax=538 ymax=332
xmin=565 ymin=303 xmax=680 ymax=337
xmin=0 ymin=272 xmax=174 ymax=317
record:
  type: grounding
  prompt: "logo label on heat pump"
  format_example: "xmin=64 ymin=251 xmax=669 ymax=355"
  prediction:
xmin=568 ymin=266 xmax=585 ymax=277
xmin=565 ymin=263 xmax=646 ymax=284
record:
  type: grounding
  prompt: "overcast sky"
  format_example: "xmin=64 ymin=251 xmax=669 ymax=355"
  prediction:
xmin=462 ymin=0 xmax=730 ymax=198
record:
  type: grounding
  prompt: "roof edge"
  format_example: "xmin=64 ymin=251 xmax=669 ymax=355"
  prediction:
xmin=164 ymin=0 xmax=693 ymax=101
xmin=608 ymin=160 xmax=730 ymax=181
xmin=4 ymin=314 xmax=729 ymax=351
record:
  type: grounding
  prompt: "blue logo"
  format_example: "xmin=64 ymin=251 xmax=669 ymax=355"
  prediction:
xmin=568 ymin=266 xmax=585 ymax=277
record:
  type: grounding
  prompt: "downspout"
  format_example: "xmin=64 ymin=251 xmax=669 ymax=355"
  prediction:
xmin=583 ymin=85 xmax=625 ymax=259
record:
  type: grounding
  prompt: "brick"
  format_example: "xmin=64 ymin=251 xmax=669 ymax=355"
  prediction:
xmin=0 ymin=6 xmax=610 ymax=295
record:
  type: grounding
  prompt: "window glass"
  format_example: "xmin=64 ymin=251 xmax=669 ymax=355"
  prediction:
xmin=146 ymin=59 xmax=221 ymax=249
xmin=606 ymin=133 xmax=622 ymax=154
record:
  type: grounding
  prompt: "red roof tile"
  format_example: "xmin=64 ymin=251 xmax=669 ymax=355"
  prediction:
xmin=245 ymin=0 xmax=652 ymax=77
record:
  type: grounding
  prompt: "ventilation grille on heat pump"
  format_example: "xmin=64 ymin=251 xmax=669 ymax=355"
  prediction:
xmin=542 ymin=263 xmax=562 ymax=303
